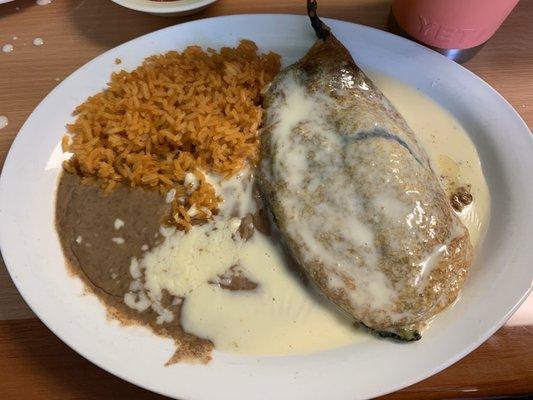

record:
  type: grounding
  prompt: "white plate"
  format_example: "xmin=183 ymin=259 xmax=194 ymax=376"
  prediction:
xmin=111 ymin=0 xmax=218 ymax=17
xmin=0 ymin=15 xmax=532 ymax=400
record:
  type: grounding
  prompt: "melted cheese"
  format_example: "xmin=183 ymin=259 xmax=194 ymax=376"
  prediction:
xmin=126 ymin=73 xmax=489 ymax=356
xmin=369 ymin=72 xmax=490 ymax=247
xmin=181 ymin=232 xmax=364 ymax=355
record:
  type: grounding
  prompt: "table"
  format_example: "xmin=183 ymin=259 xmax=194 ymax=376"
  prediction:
xmin=0 ymin=0 xmax=531 ymax=398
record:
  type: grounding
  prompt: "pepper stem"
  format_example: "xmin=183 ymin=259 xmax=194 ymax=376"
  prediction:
xmin=307 ymin=0 xmax=330 ymax=40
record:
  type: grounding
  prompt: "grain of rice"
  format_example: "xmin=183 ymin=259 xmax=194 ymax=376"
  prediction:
xmin=62 ymin=40 xmax=280 ymax=229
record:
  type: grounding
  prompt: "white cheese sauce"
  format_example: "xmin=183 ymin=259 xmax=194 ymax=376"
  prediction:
xmin=2 ymin=44 xmax=14 ymax=53
xmin=0 ymin=116 xmax=8 ymax=129
xmin=32 ymin=38 xmax=44 ymax=47
xmin=126 ymin=73 xmax=489 ymax=356
xmin=368 ymin=72 xmax=490 ymax=248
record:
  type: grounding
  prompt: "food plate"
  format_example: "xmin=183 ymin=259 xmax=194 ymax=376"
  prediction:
xmin=0 ymin=14 xmax=531 ymax=400
xmin=111 ymin=0 xmax=219 ymax=17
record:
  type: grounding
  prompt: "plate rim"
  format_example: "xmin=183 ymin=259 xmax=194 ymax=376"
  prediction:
xmin=110 ymin=0 xmax=218 ymax=14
